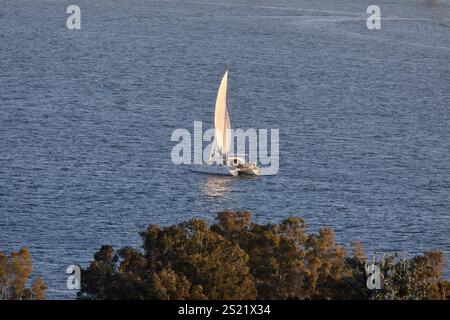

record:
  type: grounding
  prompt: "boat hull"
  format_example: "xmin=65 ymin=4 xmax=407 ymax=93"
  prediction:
xmin=238 ymin=165 xmax=261 ymax=176
xmin=192 ymin=164 xmax=238 ymax=176
xmin=192 ymin=163 xmax=261 ymax=176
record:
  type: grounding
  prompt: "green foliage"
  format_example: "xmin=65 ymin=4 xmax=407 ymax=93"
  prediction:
xmin=0 ymin=247 xmax=47 ymax=300
xmin=211 ymin=211 xmax=349 ymax=299
xmin=78 ymin=211 xmax=450 ymax=300
xmin=372 ymin=251 xmax=449 ymax=300
xmin=79 ymin=218 xmax=256 ymax=300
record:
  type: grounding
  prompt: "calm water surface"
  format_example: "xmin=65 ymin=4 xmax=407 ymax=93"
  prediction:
xmin=1 ymin=0 xmax=449 ymax=298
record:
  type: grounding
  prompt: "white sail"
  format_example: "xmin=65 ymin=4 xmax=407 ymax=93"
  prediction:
xmin=213 ymin=71 xmax=231 ymax=156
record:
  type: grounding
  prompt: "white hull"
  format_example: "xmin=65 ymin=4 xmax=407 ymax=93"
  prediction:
xmin=193 ymin=164 xmax=239 ymax=176
xmin=238 ymin=165 xmax=261 ymax=176
xmin=192 ymin=162 xmax=260 ymax=177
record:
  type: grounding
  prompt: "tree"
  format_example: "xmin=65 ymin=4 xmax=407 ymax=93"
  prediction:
xmin=141 ymin=218 xmax=257 ymax=299
xmin=79 ymin=218 xmax=256 ymax=299
xmin=0 ymin=247 xmax=47 ymax=300
xmin=30 ymin=277 xmax=48 ymax=300
xmin=373 ymin=251 xmax=449 ymax=300
xmin=77 ymin=211 xmax=450 ymax=300
xmin=212 ymin=211 xmax=351 ymax=299
xmin=78 ymin=245 xmax=119 ymax=299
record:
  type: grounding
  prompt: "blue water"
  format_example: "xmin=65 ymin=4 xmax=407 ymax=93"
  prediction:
xmin=1 ymin=0 xmax=449 ymax=299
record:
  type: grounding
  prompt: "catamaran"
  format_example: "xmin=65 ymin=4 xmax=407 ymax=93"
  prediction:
xmin=193 ymin=70 xmax=261 ymax=176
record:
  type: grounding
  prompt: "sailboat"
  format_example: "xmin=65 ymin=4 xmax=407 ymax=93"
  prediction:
xmin=193 ymin=70 xmax=261 ymax=176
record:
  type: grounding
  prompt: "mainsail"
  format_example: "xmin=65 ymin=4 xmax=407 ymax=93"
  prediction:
xmin=213 ymin=70 xmax=231 ymax=157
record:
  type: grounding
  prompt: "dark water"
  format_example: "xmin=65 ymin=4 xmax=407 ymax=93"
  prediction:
xmin=1 ymin=0 xmax=449 ymax=299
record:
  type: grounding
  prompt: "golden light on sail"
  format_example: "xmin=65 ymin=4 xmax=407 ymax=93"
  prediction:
xmin=214 ymin=70 xmax=231 ymax=155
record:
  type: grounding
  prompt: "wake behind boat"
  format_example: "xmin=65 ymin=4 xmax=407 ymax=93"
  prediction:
xmin=193 ymin=70 xmax=261 ymax=176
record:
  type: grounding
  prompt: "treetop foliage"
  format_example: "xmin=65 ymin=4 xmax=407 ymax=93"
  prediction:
xmin=78 ymin=211 xmax=450 ymax=300
xmin=0 ymin=247 xmax=47 ymax=300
